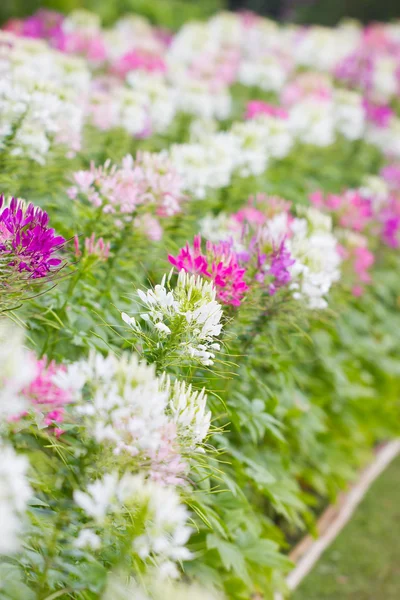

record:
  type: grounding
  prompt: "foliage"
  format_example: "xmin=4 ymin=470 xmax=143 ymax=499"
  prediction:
xmin=0 ymin=7 xmax=400 ymax=600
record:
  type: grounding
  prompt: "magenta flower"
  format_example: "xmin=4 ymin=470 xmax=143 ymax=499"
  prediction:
xmin=310 ymin=189 xmax=373 ymax=233
xmin=363 ymin=99 xmax=394 ymax=128
xmin=381 ymin=164 xmax=400 ymax=190
xmin=24 ymin=358 xmax=72 ymax=408
xmin=256 ymin=241 xmax=295 ymax=295
xmin=380 ymin=200 xmax=400 ymax=248
xmin=113 ymin=50 xmax=167 ymax=78
xmin=10 ymin=357 xmax=74 ymax=435
xmin=4 ymin=9 xmax=65 ymax=42
xmin=4 ymin=9 xmax=107 ymax=62
xmin=168 ymin=235 xmax=209 ymax=277
xmin=338 ymin=239 xmax=375 ymax=296
xmin=266 ymin=241 xmax=295 ymax=295
xmin=169 ymin=235 xmax=249 ymax=307
xmin=246 ymin=100 xmax=288 ymax=121
xmin=335 ymin=49 xmax=374 ymax=92
xmin=0 ymin=196 xmax=65 ymax=278
xmin=353 ymin=246 xmax=374 ymax=284
xmin=382 ymin=214 xmax=400 ymax=248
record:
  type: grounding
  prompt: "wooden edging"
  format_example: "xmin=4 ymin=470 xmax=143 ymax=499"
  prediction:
xmin=274 ymin=439 xmax=400 ymax=599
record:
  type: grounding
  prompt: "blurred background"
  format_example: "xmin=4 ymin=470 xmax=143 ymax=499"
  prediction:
xmin=1 ymin=0 xmax=400 ymax=28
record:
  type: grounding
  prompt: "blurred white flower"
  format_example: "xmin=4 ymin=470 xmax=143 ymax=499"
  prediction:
xmin=0 ymin=444 xmax=32 ymax=554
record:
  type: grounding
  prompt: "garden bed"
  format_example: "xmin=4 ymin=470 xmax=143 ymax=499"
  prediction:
xmin=0 ymin=6 xmax=400 ymax=600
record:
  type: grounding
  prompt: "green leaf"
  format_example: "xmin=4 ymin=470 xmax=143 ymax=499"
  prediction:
xmin=206 ymin=534 xmax=251 ymax=586
xmin=242 ymin=540 xmax=293 ymax=570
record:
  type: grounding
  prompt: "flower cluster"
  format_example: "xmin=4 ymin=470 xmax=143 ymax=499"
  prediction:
xmin=0 ymin=196 xmax=65 ymax=278
xmin=74 ymin=472 xmax=191 ymax=577
xmin=0 ymin=31 xmax=89 ymax=163
xmin=198 ymin=195 xmax=342 ymax=309
xmin=0 ymin=325 xmax=214 ymax=586
xmin=56 ymin=348 xmax=212 ymax=478
xmin=2 ymin=6 xmax=400 ymax=600
xmin=123 ymin=271 xmax=223 ymax=366
xmin=69 ymin=153 xmax=184 ymax=236
xmin=168 ymin=235 xmax=248 ymax=307
xmin=5 ymin=9 xmax=400 ymax=161
xmin=161 ymin=374 xmax=211 ymax=449
xmin=309 ymin=177 xmax=400 ymax=293
xmin=5 ymin=9 xmax=106 ymax=62
xmin=20 ymin=358 xmax=73 ymax=434
xmin=0 ymin=196 xmax=65 ymax=311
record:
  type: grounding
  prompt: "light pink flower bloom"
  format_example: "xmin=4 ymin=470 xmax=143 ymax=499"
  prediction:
xmin=246 ymin=100 xmax=288 ymax=120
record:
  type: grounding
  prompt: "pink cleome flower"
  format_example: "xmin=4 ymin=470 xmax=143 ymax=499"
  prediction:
xmin=16 ymin=358 xmax=74 ymax=435
xmin=112 ymin=50 xmax=167 ymax=78
xmin=310 ymin=189 xmax=373 ymax=233
xmin=0 ymin=196 xmax=65 ymax=279
xmin=246 ymin=100 xmax=289 ymax=121
xmin=169 ymin=235 xmax=249 ymax=307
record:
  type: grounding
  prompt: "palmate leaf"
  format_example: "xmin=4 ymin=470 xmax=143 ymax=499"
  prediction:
xmin=242 ymin=539 xmax=292 ymax=570
xmin=206 ymin=534 xmax=252 ymax=587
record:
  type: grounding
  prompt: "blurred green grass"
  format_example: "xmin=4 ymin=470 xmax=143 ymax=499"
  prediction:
xmin=0 ymin=0 xmax=225 ymax=28
xmin=293 ymin=454 xmax=400 ymax=600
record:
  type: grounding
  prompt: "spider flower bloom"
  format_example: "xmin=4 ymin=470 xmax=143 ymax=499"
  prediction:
xmin=74 ymin=233 xmax=110 ymax=261
xmin=310 ymin=189 xmax=373 ymax=233
xmin=245 ymin=100 xmax=289 ymax=121
xmin=22 ymin=358 xmax=73 ymax=432
xmin=257 ymin=241 xmax=295 ymax=295
xmin=363 ymin=99 xmax=394 ymax=128
xmin=0 ymin=196 xmax=65 ymax=278
xmin=69 ymin=152 xmax=185 ymax=220
xmin=112 ymin=50 xmax=167 ymax=78
xmin=168 ymin=235 xmax=248 ymax=307
xmin=379 ymin=198 xmax=400 ymax=248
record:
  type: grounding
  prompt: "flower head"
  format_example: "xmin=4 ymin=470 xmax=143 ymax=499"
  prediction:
xmin=0 ymin=196 xmax=65 ymax=278
xmin=245 ymin=100 xmax=288 ymax=120
xmin=169 ymin=235 xmax=248 ymax=307
xmin=258 ymin=240 xmax=295 ymax=295
xmin=123 ymin=272 xmax=224 ymax=366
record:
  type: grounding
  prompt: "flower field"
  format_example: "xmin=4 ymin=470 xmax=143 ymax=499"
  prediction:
xmin=1 ymin=7 xmax=400 ymax=600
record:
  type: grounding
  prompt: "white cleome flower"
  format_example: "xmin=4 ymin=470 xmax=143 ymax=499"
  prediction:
xmin=127 ymin=271 xmax=224 ymax=366
xmin=0 ymin=444 xmax=32 ymax=554
xmin=169 ymin=133 xmax=238 ymax=199
xmin=161 ymin=374 xmax=211 ymax=447
xmin=74 ymin=528 xmax=102 ymax=550
xmin=289 ymin=99 xmax=335 ymax=147
xmin=334 ymin=89 xmax=365 ymax=141
xmin=0 ymin=32 xmax=89 ymax=162
xmin=75 ymin=472 xmax=192 ymax=575
xmin=0 ymin=323 xmax=34 ymax=422
xmin=74 ymin=472 xmax=119 ymax=522
xmin=288 ymin=210 xmax=341 ymax=309
xmin=71 ymin=352 xmax=170 ymax=457
xmin=117 ymin=473 xmax=192 ymax=570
